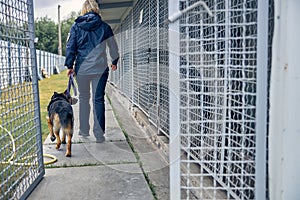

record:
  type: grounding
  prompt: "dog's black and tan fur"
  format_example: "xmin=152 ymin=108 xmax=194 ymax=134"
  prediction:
xmin=47 ymin=91 xmax=74 ymax=157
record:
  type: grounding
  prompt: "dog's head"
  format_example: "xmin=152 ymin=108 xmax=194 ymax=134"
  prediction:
xmin=63 ymin=90 xmax=78 ymax=105
xmin=50 ymin=91 xmax=77 ymax=105
xmin=50 ymin=91 xmax=69 ymax=102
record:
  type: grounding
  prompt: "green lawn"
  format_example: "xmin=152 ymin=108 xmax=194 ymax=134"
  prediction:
xmin=38 ymin=70 xmax=70 ymax=142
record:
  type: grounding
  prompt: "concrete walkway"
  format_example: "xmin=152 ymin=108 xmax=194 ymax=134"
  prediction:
xmin=27 ymin=85 xmax=168 ymax=199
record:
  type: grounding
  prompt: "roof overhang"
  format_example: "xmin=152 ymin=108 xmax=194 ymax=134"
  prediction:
xmin=97 ymin=0 xmax=135 ymax=31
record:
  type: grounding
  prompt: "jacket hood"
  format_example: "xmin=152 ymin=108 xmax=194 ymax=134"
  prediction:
xmin=75 ymin=12 xmax=102 ymax=31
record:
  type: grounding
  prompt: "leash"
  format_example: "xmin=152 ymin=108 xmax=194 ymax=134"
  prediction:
xmin=66 ymin=73 xmax=77 ymax=97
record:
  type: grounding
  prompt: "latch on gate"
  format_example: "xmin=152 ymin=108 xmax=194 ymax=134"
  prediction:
xmin=168 ymin=1 xmax=213 ymax=23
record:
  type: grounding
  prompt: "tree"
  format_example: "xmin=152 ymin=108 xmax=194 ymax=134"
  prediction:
xmin=34 ymin=11 xmax=79 ymax=56
xmin=34 ymin=16 xmax=58 ymax=54
xmin=61 ymin=11 xmax=79 ymax=55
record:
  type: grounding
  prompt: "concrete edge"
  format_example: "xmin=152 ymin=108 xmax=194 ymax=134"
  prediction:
xmin=106 ymin=83 xmax=169 ymax=163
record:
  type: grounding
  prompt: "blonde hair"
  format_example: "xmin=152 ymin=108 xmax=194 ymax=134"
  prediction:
xmin=81 ymin=0 xmax=101 ymax=16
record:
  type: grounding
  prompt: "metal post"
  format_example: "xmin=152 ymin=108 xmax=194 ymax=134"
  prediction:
xmin=27 ymin=0 xmax=44 ymax=172
xmin=18 ymin=45 xmax=23 ymax=83
xmin=156 ymin=0 xmax=160 ymax=133
xmin=20 ymin=0 xmax=45 ymax=199
xmin=58 ymin=5 xmax=62 ymax=56
xmin=255 ymin=0 xmax=269 ymax=199
xmin=8 ymin=41 xmax=12 ymax=86
xmin=131 ymin=11 xmax=134 ymax=101
xmin=169 ymin=0 xmax=180 ymax=199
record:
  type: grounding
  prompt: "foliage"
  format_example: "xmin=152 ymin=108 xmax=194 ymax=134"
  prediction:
xmin=61 ymin=11 xmax=79 ymax=55
xmin=0 ymin=18 xmax=29 ymax=46
xmin=34 ymin=11 xmax=79 ymax=55
xmin=34 ymin=16 xmax=58 ymax=54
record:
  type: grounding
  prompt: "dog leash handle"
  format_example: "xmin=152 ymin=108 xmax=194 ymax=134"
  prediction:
xmin=67 ymin=74 xmax=77 ymax=97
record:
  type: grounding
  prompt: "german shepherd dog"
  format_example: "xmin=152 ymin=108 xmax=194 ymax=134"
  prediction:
xmin=47 ymin=91 xmax=74 ymax=157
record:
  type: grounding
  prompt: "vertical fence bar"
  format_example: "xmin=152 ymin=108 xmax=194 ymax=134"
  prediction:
xmin=156 ymin=0 xmax=160 ymax=133
xmin=158 ymin=0 xmax=169 ymax=137
xmin=131 ymin=11 xmax=134 ymax=101
xmin=18 ymin=45 xmax=22 ymax=84
xmin=8 ymin=41 xmax=12 ymax=86
xmin=169 ymin=0 xmax=180 ymax=199
xmin=28 ymin=0 xmax=45 ymax=168
xmin=19 ymin=1 xmax=45 ymax=199
xmin=255 ymin=0 xmax=269 ymax=199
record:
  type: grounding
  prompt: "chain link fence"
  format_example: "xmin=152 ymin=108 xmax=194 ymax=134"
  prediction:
xmin=0 ymin=0 xmax=44 ymax=199
xmin=110 ymin=0 xmax=273 ymax=199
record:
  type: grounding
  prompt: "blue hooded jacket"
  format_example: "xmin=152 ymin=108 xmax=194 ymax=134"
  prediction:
xmin=64 ymin=12 xmax=119 ymax=75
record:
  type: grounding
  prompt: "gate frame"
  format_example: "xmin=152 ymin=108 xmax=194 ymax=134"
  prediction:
xmin=20 ymin=1 xmax=45 ymax=199
xmin=168 ymin=0 xmax=181 ymax=199
xmin=255 ymin=0 xmax=269 ymax=199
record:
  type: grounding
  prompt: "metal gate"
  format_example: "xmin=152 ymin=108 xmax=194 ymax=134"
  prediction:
xmin=0 ymin=0 xmax=45 ymax=199
xmin=169 ymin=0 xmax=270 ymax=199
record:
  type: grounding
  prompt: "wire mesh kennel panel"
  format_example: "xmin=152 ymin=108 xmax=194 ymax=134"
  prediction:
xmin=176 ymin=0 xmax=269 ymax=199
xmin=147 ymin=0 xmax=159 ymax=127
xmin=0 ymin=0 xmax=45 ymax=199
xmin=109 ymin=28 xmax=122 ymax=88
xmin=115 ymin=30 xmax=122 ymax=90
xmin=120 ymin=11 xmax=134 ymax=100
xmin=158 ymin=0 xmax=170 ymax=137
xmin=132 ymin=0 xmax=150 ymax=114
xmin=112 ymin=0 xmax=170 ymax=137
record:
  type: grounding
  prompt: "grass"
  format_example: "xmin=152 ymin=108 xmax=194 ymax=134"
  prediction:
xmin=0 ymin=83 xmax=45 ymax=199
xmin=38 ymin=70 xmax=69 ymax=142
xmin=0 ymin=72 xmax=70 ymax=199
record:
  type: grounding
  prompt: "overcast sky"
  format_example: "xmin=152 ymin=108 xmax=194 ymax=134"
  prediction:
xmin=33 ymin=0 xmax=83 ymax=22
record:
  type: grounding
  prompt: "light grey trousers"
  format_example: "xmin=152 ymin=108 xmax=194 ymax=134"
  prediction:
xmin=75 ymin=69 xmax=109 ymax=139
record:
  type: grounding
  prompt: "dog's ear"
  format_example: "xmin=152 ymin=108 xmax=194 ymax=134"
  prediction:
xmin=51 ymin=92 xmax=59 ymax=99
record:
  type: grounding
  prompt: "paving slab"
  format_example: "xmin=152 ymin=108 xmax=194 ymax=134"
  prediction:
xmin=28 ymin=93 xmax=155 ymax=200
xmin=44 ymin=97 xmax=126 ymax=145
xmin=28 ymin=164 xmax=153 ymax=200
xmin=106 ymin=84 xmax=170 ymax=200
xmin=43 ymin=141 xmax=137 ymax=167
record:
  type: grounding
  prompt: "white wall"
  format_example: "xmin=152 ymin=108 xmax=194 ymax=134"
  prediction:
xmin=269 ymin=0 xmax=300 ymax=199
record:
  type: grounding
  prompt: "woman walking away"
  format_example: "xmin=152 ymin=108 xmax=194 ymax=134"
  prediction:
xmin=64 ymin=0 xmax=119 ymax=143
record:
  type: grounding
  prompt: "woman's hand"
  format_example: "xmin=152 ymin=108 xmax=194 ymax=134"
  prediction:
xmin=67 ymin=69 xmax=75 ymax=76
xmin=111 ymin=64 xmax=117 ymax=71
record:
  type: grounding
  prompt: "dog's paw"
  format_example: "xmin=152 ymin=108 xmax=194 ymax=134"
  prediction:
xmin=65 ymin=153 xmax=71 ymax=157
xmin=50 ymin=135 xmax=56 ymax=142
